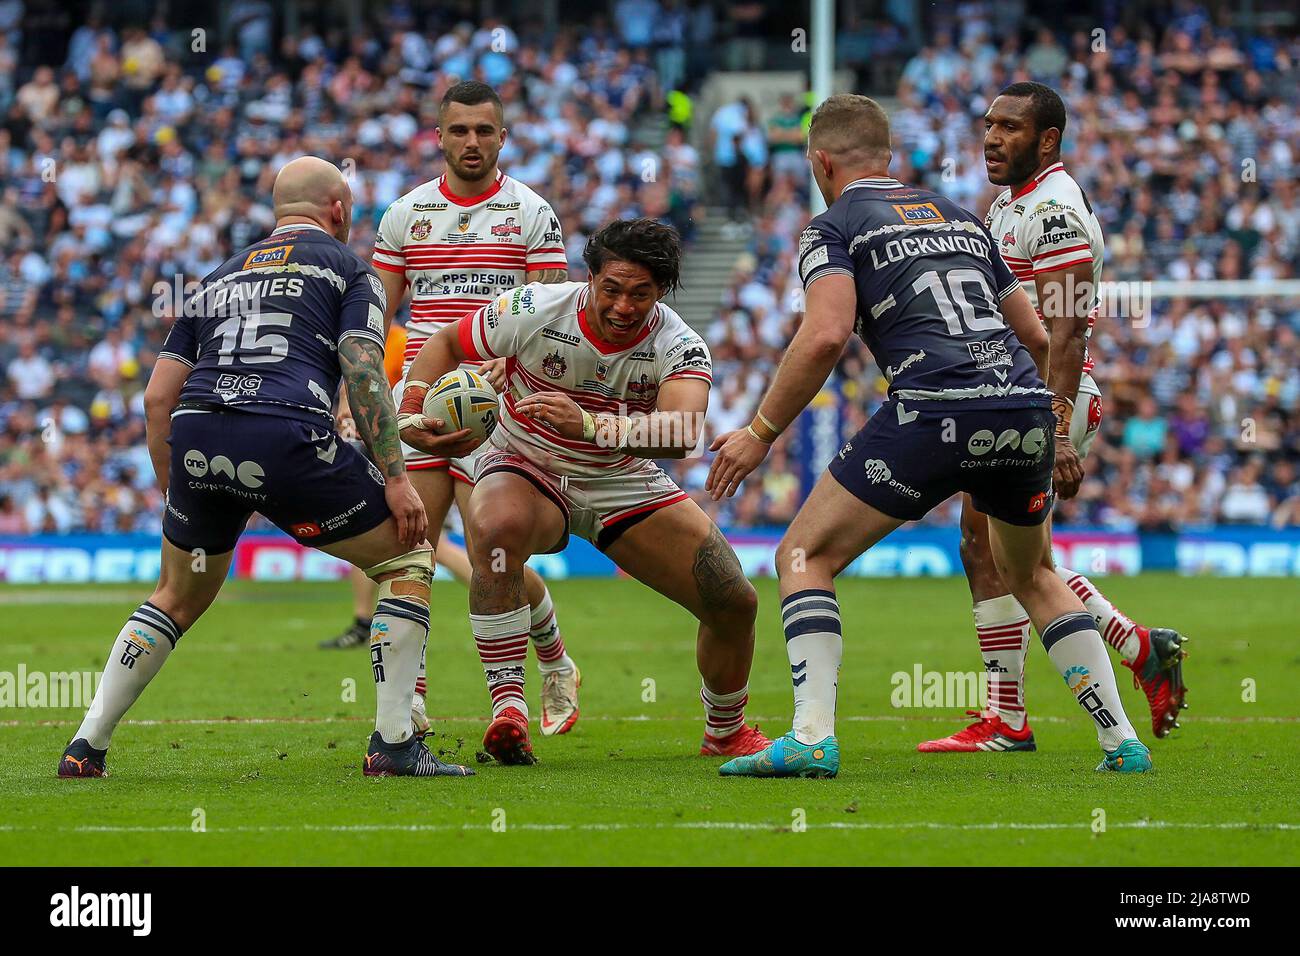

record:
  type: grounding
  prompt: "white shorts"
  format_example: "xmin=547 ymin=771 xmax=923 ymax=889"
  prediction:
xmin=393 ymin=374 xmax=485 ymax=484
xmin=475 ymin=438 xmax=689 ymax=552
xmin=1071 ymin=371 xmax=1103 ymax=460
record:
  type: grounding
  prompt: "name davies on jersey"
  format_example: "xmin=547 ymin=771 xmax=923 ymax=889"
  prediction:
xmin=184 ymin=275 xmax=306 ymax=317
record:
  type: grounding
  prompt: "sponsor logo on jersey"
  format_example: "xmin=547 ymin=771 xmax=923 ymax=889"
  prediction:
xmin=541 ymin=328 xmax=580 ymax=346
xmin=486 ymin=201 xmax=521 ymax=211
xmin=412 ymin=201 xmax=448 ymax=211
xmin=967 ymin=430 xmax=995 ymax=456
xmin=215 ymin=373 xmax=263 ymax=397
xmin=458 ymin=212 xmax=471 ymax=233
xmin=1030 ymin=199 xmax=1064 ymax=217
xmin=863 ymin=458 xmax=922 ymax=499
xmin=542 ymin=351 xmax=567 ymax=379
xmin=891 ymin=202 xmax=945 ymax=224
xmin=491 ymin=217 xmax=522 ymax=237
xmin=995 ymin=428 xmax=1021 ymax=452
xmin=628 ymin=374 xmax=658 ymax=399
xmin=968 ymin=340 xmax=1013 ymax=370
xmin=630 ymin=350 xmax=656 ymax=362
xmin=243 ymin=244 xmax=293 ymax=269
xmin=1013 ymin=204 xmax=1025 ymax=214
xmin=1021 ymin=427 xmax=1048 ymax=456
xmin=595 ymin=360 xmax=609 ymax=381
xmin=549 ymin=217 xmax=561 ymax=232
xmin=291 ymin=521 xmax=322 ymax=538
xmin=798 ymin=227 xmax=821 ymax=257
xmin=1028 ymin=490 xmax=1049 ymax=513
xmin=1001 ymin=231 xmax=1016 ymax=247
xmin=410 ymin=219 xmax=432 ymax=241
xmin=543 ymin=231 xmax=563 ymax=243
xmin=864 ymin=459 xmax=892 ymax=483
xmin=800 ymin=244 xmax=829 ymax=281
xmin=509 ymin=286 xmax=536 ymax=314
xmin=838 ymin=440 xmax=853 ymax=460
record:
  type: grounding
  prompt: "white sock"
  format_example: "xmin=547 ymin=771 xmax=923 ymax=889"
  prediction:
xmin=1056 ymin=567 xmax=1142 ymax=662
xmin=781 ymin=588 xmax=841 ymax=744
xmin=972 ymin=594 xmax=1031 ymax=731
xmin=1040 ymin=611 xmax=1139 ymax=752
xmin=700 ymin=682 xmax=748 ymax=739
xmin=472 ymin=605 xmax=531 ymax=718
xmin=75 ymin=602 xmax=181 ymax=750
xmin=371 ymin=596 xmax=428 ymax=744
xmin=529 ymin=587 xmax=573 ymax=674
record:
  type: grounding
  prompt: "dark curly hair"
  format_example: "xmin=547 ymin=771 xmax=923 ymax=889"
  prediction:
xmin=999 ymin=81 xmax=1067 ymax=137
xmin=582 ymin=218 xmax=682 ymax=296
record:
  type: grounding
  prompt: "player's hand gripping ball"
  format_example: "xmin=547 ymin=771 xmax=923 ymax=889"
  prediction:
xmin=397 ymin=370 xmax=498 ymax=458
xmin=424 ymin=369 xmax=499 ymax=443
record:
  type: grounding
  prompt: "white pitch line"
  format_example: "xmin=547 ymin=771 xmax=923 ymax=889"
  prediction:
xmin=2 ymin=713 xmax=1296 ymax=728
xmin=0 ymin=820 xmax=1296 ymax=835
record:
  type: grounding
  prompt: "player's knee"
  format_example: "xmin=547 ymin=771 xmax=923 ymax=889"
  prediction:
xmin=466 ymin=515 xmax=531 ymax=572
xmin=145 ymin=589 xmax=204 ymax=633
xmin=365 ymin=548 xmax=434 ymax=607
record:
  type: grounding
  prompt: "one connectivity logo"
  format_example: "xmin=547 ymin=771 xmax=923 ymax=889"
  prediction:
xmin=49 ymin=886 xmax=152 ymax=936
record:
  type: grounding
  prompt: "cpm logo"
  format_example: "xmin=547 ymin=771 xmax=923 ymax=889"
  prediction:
xmin=242 ymin=244 xmax=293 ymax=269
xmin=892 ymin=202 xmax=945 ymax=224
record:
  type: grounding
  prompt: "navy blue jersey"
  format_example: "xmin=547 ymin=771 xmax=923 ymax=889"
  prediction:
xmin=798 ymin=177 xmax=1050 ymax=407
xmin=160 ymin=224 xmax=387 ymax=425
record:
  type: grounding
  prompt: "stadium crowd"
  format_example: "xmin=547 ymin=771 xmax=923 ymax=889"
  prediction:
xmin=1 ymin=2 xmax=1298 ymax=539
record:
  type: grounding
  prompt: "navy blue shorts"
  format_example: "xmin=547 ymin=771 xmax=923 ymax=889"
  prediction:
xmin=162 ymin=409 xmax=391 ymax=554
xmin=828 ymin=401 xmax=1055 ymax=527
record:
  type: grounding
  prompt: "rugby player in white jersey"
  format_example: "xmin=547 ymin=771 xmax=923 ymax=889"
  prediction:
xmin=918 ymin=82 xmax=1189 ymax=754
xmin=398 ymin=218 xmax=771 ymax=764
xmin=326 ymin=82 xmax=583 ymax=740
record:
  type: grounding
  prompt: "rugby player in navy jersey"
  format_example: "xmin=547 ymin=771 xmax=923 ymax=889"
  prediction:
xmin=58 ymin=157 xmax=475 ymax=779
xmin=707 ymin=95 xmax=1151 ymax=777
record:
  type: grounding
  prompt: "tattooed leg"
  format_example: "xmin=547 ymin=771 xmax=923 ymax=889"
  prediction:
xmin=605 ymin=499 xmax=758 ymax=693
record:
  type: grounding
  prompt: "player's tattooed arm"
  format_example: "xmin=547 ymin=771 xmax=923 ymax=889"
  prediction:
xmin=692 ymin=524 xmax=750 ymax=613
xmin=532 ymin=268 xmax=568 ymax=284
xmin=339 ymin=336 xmax=405 ymax=479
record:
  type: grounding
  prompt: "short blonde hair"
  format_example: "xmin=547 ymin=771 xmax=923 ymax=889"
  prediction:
xmin=808 ymin=94 xmax=891 ymax=164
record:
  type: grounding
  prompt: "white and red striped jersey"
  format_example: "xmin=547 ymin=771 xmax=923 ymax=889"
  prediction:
xmin=457 ymin=281 xmax=712 ymax=478
xmin=372 ymin=171 xmax=567 ymax=368
xmin=985 ymin=162 xmax=1103 ymax=373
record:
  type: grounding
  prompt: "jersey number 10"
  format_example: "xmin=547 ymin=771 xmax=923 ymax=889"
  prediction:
xmin=912 ymin=269 xmax=1003 ymax=336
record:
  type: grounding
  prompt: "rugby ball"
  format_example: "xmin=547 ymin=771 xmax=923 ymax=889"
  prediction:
xmin=422 ymin=368 xmax=499 ymax=444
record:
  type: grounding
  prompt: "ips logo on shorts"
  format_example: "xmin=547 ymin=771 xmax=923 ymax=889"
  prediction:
xmin=892 ymin=202 xmax=945 ymax=224
xmin=243 ymin=244 xmax=293 ymax=269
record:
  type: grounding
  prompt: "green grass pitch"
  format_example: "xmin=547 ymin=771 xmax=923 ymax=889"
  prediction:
xmin=1 ymin=575 xmax=1296 ymax=866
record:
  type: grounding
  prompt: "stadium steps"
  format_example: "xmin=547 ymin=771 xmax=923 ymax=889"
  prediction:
xmin=674 ymin=207 xmax=750 ymax=328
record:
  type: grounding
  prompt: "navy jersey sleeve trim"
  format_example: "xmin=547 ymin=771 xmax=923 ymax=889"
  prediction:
xmin=337 ymin=328 xmax=386 ymax=349
xmin=157 ymin=348 xmax=195 ymax=369
xmin=996 ymin=277 xmax=1021 ymax=300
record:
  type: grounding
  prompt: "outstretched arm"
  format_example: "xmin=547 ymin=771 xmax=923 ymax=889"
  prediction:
xmin=706 ymin=273 xmax=857 ymax=499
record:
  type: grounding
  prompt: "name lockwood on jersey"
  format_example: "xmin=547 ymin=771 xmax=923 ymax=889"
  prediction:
xmin=797 ymin=177 xmax=1049 ymax=407
xmin=371 ymin=171 xmax=567 ymax=368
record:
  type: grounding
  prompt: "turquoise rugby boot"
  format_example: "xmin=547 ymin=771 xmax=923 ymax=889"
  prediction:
xmin=719 ymin=731 xmax=839 ymax=778
xmin=1096 ymin=738 xmax=1152 ymax=773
